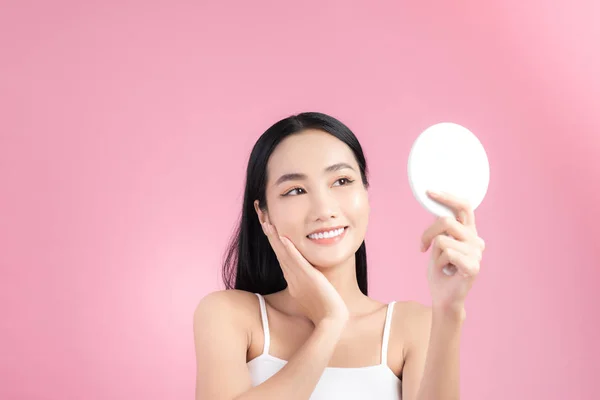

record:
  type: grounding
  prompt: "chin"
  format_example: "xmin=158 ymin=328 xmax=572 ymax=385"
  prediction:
xmin=306 ymin=254 xmax=354 ymax=269
xmin=301 ymin=239 xmax=363 ymax=269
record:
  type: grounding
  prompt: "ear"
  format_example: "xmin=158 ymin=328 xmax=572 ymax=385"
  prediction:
xmin=254 ymin=199 xmax=268 ymax=224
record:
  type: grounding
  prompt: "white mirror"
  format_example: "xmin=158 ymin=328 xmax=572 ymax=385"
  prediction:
xmin=407 ymin=122 xmax=490 ymax=275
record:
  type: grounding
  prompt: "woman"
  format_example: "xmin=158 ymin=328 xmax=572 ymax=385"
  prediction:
xmin=193 ymin=112 xmax=485 ymax=400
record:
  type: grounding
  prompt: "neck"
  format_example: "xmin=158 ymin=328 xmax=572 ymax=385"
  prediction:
xmin=317 ymin=256 xmax=365 ymax=308
xmin=282 ymin=255 xmax=369 ymax=317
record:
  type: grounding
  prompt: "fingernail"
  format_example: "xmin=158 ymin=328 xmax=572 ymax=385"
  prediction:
xmin=428 ymin=190 xmax=439 ymax=197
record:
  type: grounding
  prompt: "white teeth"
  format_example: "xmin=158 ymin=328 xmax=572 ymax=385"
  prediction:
xmin=308 ymin=227 xmax=345 ymax=240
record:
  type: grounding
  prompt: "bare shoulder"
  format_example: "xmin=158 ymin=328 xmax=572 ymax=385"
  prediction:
xmin=193 ymin=290 xmax=261 ymax=399
xmin=193 ymin=289 xmax=258 ymax=315
xmin=193 ymin=289 xmax=258 ymax=327
xmin=394 ymin=301 xmax=432 ymax=326
xmin=391 ymin=301 xmax=432 ymax=348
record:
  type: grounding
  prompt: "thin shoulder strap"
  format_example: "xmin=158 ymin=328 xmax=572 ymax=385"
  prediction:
xmin=254 ymin=293 xmax=271 ymax=356
xmin=381 ymin=301 xmax=396 ymax=366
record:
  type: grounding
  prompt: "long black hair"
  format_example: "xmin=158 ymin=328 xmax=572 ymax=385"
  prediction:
xmin=221 ymin=112 xmax=370 ymax=295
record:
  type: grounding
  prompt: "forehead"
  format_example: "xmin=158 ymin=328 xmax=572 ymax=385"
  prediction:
xmin=268 ymin=129 xmax=357 ymax=175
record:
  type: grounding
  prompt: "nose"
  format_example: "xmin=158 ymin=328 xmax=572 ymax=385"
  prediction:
xmin=309 ymin=188 xmax=339 ymax=222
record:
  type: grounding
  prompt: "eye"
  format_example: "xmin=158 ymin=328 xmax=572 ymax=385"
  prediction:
xmin=333 ymin=177 xmax=355 ymax=187
xmin=282 ymin=187 xmax=306 ymax=196
xmin=282 ymin=177 xmax=355 ymax=197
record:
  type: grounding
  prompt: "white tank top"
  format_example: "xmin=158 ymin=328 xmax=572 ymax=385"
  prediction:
xmin=247 ymin=293 xmax=402 ymax=399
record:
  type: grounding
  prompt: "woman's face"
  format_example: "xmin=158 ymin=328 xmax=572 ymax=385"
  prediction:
xmin=255 ymin=129 xmax=370 ymax=269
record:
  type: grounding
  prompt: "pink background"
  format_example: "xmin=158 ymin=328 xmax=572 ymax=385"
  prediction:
xmin=2 ymin=1 xmax=599 ymax=399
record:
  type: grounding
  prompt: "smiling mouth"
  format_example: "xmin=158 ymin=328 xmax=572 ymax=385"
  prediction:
xmin=306 ymin=226 xmax=349 ymax=244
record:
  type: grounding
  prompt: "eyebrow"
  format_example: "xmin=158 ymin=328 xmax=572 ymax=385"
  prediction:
xmin=274 ymin=162 xmax=356 ymax=186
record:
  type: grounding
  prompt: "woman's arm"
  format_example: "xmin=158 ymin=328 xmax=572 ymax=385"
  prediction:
xmin=401 ymin=303 xmax=465 ymax=400
xmin=235 ymin=317 xmax=346 ymax=400
xmin=404 ymin=191 xmax=485 ymax=400
xmin=194 ymin=291 xmax=347 ymax=400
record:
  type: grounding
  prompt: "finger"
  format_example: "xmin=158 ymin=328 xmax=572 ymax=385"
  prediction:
xmin=421 ymin=216 xmax=473 ymax=252
xmin=278 ymin=235 xmax=314 ymax=273
xmin=435 ymin=248 xmax=480 ymax=278
xmin=427 ymin=190 xmax=476 ymax=229
xmin=261 ymin=222 xmax=294 ymax=277
xmin=430 ymin=234 xmax=483 ymax=262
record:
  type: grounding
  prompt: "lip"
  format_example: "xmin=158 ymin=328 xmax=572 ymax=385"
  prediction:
xmin=306 ymin=226 xmax=349 ymax=246
xmin=306 ymin=225 xmax=348 ymax=236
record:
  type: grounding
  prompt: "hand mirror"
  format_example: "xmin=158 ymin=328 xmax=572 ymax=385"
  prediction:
xmin=407 ymin=122 xmax=490 ymax=275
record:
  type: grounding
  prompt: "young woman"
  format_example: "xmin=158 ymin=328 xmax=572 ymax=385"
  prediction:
xmin=193 ymin=112 xmax=485 ymax=400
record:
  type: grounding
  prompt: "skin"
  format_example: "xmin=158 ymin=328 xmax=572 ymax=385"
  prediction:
xmin=194 ymin=129 xmax=486 ymax=400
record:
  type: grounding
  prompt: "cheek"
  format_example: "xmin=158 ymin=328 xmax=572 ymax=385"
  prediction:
xmin=344 ymin=190 xmax=369 ymax=223
xmin=269 ymin=202 xmax=307 ymax=236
